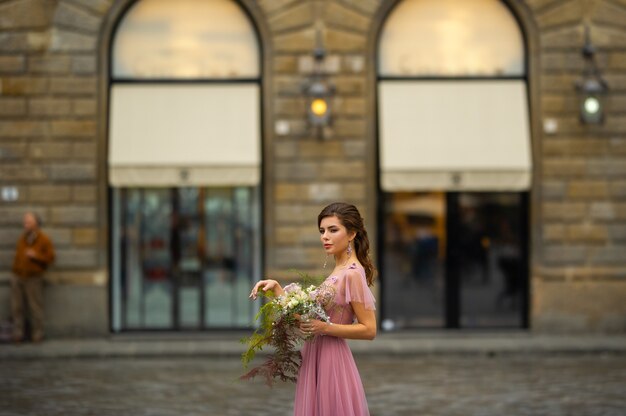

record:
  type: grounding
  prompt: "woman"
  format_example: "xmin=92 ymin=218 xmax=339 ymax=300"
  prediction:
xmin=250 ymin=202 xmax=377 ymax=416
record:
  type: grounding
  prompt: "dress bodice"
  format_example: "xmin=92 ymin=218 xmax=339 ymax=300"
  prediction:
xmin=319 ymin=263 xmax=376 ymax=326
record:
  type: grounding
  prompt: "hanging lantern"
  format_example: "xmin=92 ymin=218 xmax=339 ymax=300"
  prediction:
xmin=304 ymin=47 xmax=335 ymax=138
xmin=575 ymin=26 xmax=609 ymax=125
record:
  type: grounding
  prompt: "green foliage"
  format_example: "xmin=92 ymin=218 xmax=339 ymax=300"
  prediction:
xmin=239 ymin=293 xmax=303 ymax=385
xmin=239 ymin=273 xmax=329 ymax=386
xmin=240 ymin=290 xmax=276 ymax=369
xmin=292 ymin=269 xmax=325 ymax=288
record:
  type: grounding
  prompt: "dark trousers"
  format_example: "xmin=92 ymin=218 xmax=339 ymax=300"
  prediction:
xmin=11 ymin=275 xmax=44 ymax=340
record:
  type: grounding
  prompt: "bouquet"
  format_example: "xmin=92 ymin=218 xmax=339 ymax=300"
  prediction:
xmin=240 ymin=278 xmax=335 ymax=385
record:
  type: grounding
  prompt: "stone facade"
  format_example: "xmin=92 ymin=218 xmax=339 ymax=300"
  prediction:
xmin=526 ymin=0 xmax=626 ymax=332
xmin=0 ymin=0 xmax=624 ymax=335
xmin=0 ymin=0 xmax=107 ymax=336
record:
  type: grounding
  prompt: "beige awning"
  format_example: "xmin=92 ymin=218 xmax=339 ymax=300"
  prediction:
xmin=108 ymin=83 xmax=260 ymax=187
xmin=379 ymin=80 xmax=532 ymax=191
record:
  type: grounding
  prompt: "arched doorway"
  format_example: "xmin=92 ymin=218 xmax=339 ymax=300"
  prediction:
xmin=377 ymin=0 xmax=532 ymax=329
xmin=108 ymin=0 xmax=263 ymax=331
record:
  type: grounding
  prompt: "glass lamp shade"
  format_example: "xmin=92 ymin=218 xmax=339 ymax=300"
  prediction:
xmin=310 ymin=98 xmax=328 ymax=117
xmin=580 ymin=94 xmax=604 ymax=124
xmin=306 ymin=80 xmax=333 ymax=127
xmin=308 ymin=97 xmax=331 ymax=126
xmin=577 ymin=77 xmax=607 ymax=124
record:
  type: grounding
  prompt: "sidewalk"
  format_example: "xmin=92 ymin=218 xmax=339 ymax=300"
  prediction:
xmin=1 ymin=331 xmax=625 ymax=360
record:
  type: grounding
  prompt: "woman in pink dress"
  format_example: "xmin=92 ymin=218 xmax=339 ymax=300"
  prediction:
xmin=250 ymin=202 xmax=377 ymax=416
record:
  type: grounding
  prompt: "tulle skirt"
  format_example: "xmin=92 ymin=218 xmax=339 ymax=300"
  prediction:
xmin=293 ymin=336 xmax=369 ymax=416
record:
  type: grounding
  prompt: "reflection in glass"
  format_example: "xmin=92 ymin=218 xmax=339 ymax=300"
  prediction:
xmin=382 ymin=192 xmax=446 ymax=328
xmin=234 ymin=188 xmax=255 ymax=326
xmin=382 ymin=191 xmax=526 ymax=329
xmin=179 ymin=287 xmax=200 ymax=327
xmin=378 ymin=0 xmax=524 ymax=77
xmin=115 ymin=186 xmax=258 ymax=330
xmin=112 ymin=0 xmax=260 ymax=79
xmin=122 ymin=189 xmax=173 ymax=329
xmin=204 ymin=188 xmax=234 ymax=326
xmin=176 ymin=188 xmax=201 ymax=328
xmin=143 ymin=189 xmax=172 ymax=328
xmin=457 ymin=193 xmax=524 ymax=327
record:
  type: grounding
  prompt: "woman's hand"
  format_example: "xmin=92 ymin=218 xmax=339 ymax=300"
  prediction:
xmin=299 ymin=317 xmax=331 ymax=337
xmin=249 ymin=279 xmax=283 ymax=300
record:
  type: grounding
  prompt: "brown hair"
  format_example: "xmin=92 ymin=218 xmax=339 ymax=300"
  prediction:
xmin=317 ymin=202 xmax=376 ymax=286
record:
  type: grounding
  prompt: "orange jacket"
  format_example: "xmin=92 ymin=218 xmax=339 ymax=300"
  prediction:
xmin=12 ymin=231 xmax=55 ymax=278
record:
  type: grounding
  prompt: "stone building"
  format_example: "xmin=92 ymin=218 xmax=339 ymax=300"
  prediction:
xmin=0 ymin=0 xmax=625 ymax=336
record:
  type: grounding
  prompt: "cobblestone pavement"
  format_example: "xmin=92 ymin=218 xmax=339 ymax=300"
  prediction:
xmin=1 ymin=354 xmax=624 ymax=416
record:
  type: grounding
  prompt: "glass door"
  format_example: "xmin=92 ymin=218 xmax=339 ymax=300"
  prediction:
xmin=381 ymin=192 xmax=447 ymax=329
xmin=115 ymin=189 xmax=174 ymax=329
xmin=203 ymin=188 xmax=257 ymax=327
xmin=174 ymin=188 xmax=203 ymax=329
xmin=381 ymin=191 xmax=528 ymax=329
xmin=112 ymin=187 xmax=259 ymax=331
xmin=451 ymin=193 xmax=528 ymax=328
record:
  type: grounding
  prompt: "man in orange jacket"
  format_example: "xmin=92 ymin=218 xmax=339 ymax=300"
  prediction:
xmin=12 ymin=212 xmax=55 ymax=343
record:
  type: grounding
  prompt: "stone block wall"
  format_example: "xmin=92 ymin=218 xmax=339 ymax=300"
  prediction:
xmin=526 ymin=0 xmax=626 ymax=332
xmin=262 ymin=0 xmax=376 ymax=280
xmin=0 ymin=0 xmax=110 ymax=335
xmin=0 ymin=0 xmax=624 ymax=334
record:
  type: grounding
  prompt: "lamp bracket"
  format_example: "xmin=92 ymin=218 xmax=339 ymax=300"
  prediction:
xmin=582 ymin=25 xmax=595 ymax=60
xmin=313 ymin=47 xmax=326 ymax=62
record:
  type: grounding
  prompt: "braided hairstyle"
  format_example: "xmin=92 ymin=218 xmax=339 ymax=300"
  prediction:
xmin=317 ymin=202 xmax=376 ymax=286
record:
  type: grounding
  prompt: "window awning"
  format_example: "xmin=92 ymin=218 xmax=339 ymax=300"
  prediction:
xmin=379 ymin=80 xmax=532 ymax=191
xmin=108 ymin=83 xmax=260 ymax=187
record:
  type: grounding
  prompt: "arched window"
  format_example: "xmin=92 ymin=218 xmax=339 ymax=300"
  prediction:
xmin=109 ymin=0 xmax=260 ymax=187
xmin=112 ymin=0 xmax=259 ymax=79
xmin=109 ymin=0 xmax=262 ymax=331
xmin=378 ymin=0 xmax=530 ymax=191
xmin=377 ymin=0 xmax=530 ymax=329
xmin=378 ymin=0 xmax=524 ymax=77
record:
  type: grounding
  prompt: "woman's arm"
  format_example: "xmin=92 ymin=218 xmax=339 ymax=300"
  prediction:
xmin=302 ymin=302 xmax=377 ymax=340
xmin=249 ymin=279 xmax=284 ymax=300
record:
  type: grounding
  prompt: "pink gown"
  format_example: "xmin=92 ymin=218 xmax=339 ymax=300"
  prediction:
xmin=293 ymin=263 xmax=376 ymax=416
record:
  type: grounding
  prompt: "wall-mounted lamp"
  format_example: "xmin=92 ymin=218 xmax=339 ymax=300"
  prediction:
xmin=303 ymin=47 xmax=335 ymax=138
xmin=575 ymin=26 xmax=608 ymax=125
